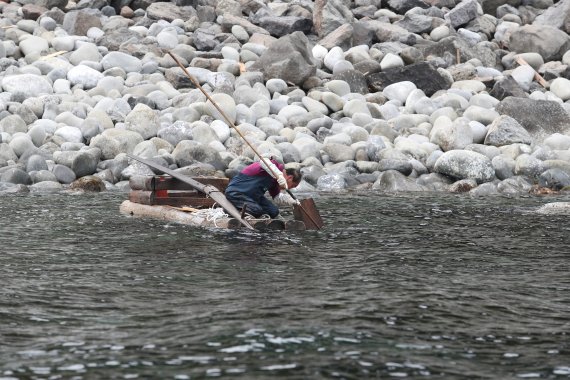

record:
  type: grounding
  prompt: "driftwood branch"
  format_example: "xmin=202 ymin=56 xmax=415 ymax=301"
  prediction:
xmin=515 ymin=56 xmax=548 ymax=88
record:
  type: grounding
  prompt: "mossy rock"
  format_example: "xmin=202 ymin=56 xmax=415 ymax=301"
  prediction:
xmin=70 ymin=176 xmax=106 ymax=192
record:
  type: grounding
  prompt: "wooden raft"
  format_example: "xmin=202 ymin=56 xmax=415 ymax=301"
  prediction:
xmin=128 ymin=175 xmax=229 ymax=208
xmin=123 ymin=175 xmax=307 ymax=231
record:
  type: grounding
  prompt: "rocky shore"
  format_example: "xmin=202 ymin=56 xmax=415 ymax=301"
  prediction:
xmin=0 ymin=0 xmax=569 ymax=198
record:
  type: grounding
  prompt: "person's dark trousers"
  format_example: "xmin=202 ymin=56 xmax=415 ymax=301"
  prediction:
xmin=225 ymin=191 xmax=279 ymax=218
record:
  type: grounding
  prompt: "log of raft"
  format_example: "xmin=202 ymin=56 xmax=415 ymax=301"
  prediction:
xmin=120 ymin=200 xmax=307 ymax=231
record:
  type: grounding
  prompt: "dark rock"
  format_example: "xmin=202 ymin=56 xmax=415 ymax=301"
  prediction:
xmin=366 ymin=61 xmax=450 ymax=96
xmin=76 ymin=0 xmax=107 ymax=9
xmin=481 ymin=0 xmax=520 ymax=16
xmin=331 ymin=69 xmax=368 ymax=94
xmin=508 ymin=25 xmax=570 ymax=62
xmin=53 ymin=164 xmax=76 ymax=184
xmin=250 ymin=31 xmax=317 ymax=86
xmin=394 ymin=13 xmax=435 ymax=34
xmin=386 ymin=0 xmax=430 ymax=14
xmin=352 ymin=20 xmax=376 ymax=46
xmin=539 ymin=168 xmax=570 ymax=190
xmin=319 ymin=24 xmax=354 ymax=50
xmin=96 ymin=27 xmax=143 ymax=52
xmin=484 ymin=115 xmax=533 ymax=146
xmin=489 ymin=75 xmax=529 ymax=100
xmin=313 ymin=0 xmax=355 ymax=38
xmin=445 ymin=0 xmax=479 ymax=28
xmin=0 ymin=168 xmax=32 ymax=185
xmin=378 ymin=159 xmax=413 ymax=175
xmin=22 ymin=4 xmax=48 ymax=20
xmin=420 ymin=36 xmax=501 ymax=69
xmin=62 ymin=9 xmax=103 ymax=36
xmin=258 ymin=16 xmax=313 ymax=38
xmin=495 ymin=97 xmax=570 ymax=136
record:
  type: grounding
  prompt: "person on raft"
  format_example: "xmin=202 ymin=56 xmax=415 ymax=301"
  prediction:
xmin=225 ymin=156 xmax=302 ymax=219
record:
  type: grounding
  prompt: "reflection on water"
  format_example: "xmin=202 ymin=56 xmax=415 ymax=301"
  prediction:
xmin=1 ymin=191 xmax=569 ymax=379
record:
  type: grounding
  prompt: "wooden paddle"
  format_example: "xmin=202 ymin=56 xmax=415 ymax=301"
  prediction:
xmin=167 ymin=51 xmax=323 ymax=230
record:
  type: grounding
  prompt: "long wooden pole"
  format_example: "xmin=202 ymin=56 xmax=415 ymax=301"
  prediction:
xmin=167 ymin=52 xmax=322 ymax=229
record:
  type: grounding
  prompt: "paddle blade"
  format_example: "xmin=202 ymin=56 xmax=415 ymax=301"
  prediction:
xmin=293 ymin=198 xmax=324 ymax=230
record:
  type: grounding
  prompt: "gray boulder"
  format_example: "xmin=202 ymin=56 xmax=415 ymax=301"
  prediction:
xmin=146 ymin=2 xmax=197 ymax=22
xmin=434 ymin=150 xmax=495 ymax=183
xmin=2 ymin=74 xmax=53 ymax=99
xmin=313 ymin=0 xmax=355 ymax=38
xmin=72 ymin=151 xmax=99 ymax=178
xmin=495 ymin=97 xmax=570 ymax=137
xmin=250 ymin=32 xmax=317 ymax=86
xmin=509 ymin=25 xmax=570 ymax=61
xmin=372 ymin=170 xmax=427 ymax=192
xmin=53 ymin=164 xmax=76 ymax=184
xmin=497 ymin=176 xmax=533 ymax=194
xmin=469 ymin=182 xmax=500 ymax=197
xmin=1 ymin=168 xmax=32 ymax=185
xmin=63 ymin=9 xmax=102 ymax=36
xmin=322 ymin=142 xmax=355 ymax=163
xmin=445 ymin=0 xmax=479 ymax=29
xmin=492 ymin=155 xmax=516 ymax=180
xmin=533 ymin=0 xmax=570 ymax=33
xmin=378 ymin=159 xmax=413 ymax=175
xmin=29 ymin=181 xmax=63 ymax=193
xmin=367 ymin=61 xmax=450 ymax=97
xmin=539 ymin=168 xmax=570 ymax=190
xmin=316 ymin=173 xmax=347 ymax=191
xmin=484 ymin=115 xmax=533 ymax=147
xmin=89 ymin=129 xmax=144 ymax=160
xmin=30 ymin=170 xmax=58 ymax=183
xmin=172 ymin=140 xmax=224 ymax=169
xmin=124 ymin=103 xmax=160 ymax=140
xmin=157 ymin=121 xmax=193 ymax=146
xmin=514 ymin=154 xmax=545 ymax=179
xmin=26 ymin=154 xmax=49 ymax=172
xmin=258 ymin=15 xmax=312 ymax=38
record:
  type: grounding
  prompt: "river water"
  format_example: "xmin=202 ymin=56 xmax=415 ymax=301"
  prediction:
xmin=1 ymin=191 xmax=569 ymax=379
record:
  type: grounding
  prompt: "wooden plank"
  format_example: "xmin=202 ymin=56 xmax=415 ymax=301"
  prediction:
xmin=152 ymin=176 xmax=229 ymax=191
xmin=129 ymin=175 xmax=229 ymax=191
xmin=293 ymin=198 xmax=324 ymax=230
xmin=153 ymin=198 xmax=217 ymax=207
xmin=128 ymin=190 xmax=217 ymax=208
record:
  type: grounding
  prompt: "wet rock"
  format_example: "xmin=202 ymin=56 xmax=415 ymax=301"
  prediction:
xmin=372 ymin=169 xmax=427 ymax=192
xmin=70 ymin=175 xmax=106 ymax=192
xmin=434 ymin=150 xmax=495 ymax=183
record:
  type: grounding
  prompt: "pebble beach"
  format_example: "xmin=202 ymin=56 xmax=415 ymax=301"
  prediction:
xmin=0 ymin=0 xmax=569 ymax=200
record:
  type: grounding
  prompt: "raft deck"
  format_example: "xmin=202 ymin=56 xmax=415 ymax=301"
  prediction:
xmin=121 ymin=175 xmax=309 ymax=231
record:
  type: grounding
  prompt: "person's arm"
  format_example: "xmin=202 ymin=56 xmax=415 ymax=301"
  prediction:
xmin=260 ymin=158 xmax=287 ymax=189
xmin=275 ymin=191 xmax=300 ymax=206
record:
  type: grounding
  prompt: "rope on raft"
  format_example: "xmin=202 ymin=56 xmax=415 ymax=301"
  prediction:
xmin=193 ymin=204 xmax=229 ymax=228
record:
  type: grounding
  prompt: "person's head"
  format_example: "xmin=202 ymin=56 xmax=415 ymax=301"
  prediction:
xmin=284 ymin=168 xmax=302 ymax=189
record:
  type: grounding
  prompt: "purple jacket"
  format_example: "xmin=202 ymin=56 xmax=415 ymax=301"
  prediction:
xmin=225 ymin=160 xmax=284 ymax=201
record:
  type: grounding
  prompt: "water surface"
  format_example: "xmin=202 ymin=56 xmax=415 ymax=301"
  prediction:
xmin=1 ymin=192 xmax=569 ymax=379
